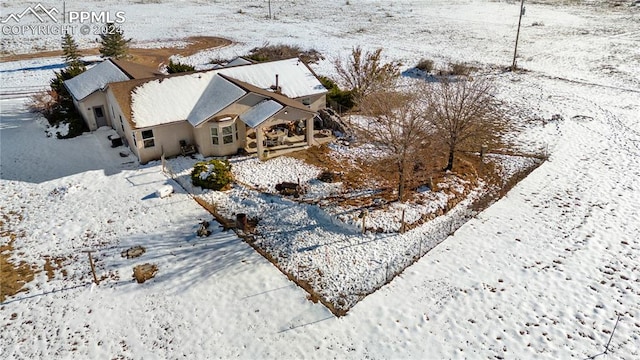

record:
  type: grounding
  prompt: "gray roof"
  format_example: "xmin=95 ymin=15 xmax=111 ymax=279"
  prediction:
xmin=239 ymin=100 xmax=283 ymax=128
xmin=64 ymin=60 xmax=130 ymax=101
xmin=186 ymin=75 xmax=247 ymax=127
xmin=225 ymin=57 xmax=253 ymax=67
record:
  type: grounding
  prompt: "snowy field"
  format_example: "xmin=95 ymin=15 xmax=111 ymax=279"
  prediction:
xmin=2 ymin=0 xmax=640 ymax=359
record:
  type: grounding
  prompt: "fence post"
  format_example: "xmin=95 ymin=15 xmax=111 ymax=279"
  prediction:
xmin=83 ymin=250 xmax=99 ymax=285
xmin=480 ymin=144 xmax=488 ymax=172
xmin=359 ymin=209 xmax=368 ymax=235
xmin=385 ymin=262 xmax=389 ymax=282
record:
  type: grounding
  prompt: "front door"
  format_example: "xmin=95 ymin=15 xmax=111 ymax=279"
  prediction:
xmin=93 ymin=106 xmax=107 ymax=128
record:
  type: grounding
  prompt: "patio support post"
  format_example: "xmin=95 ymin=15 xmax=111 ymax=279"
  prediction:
xmin=306 ymin=117 xmax=314 ymax=146
xmin=255 ymin=125 xmax=265 ymax=159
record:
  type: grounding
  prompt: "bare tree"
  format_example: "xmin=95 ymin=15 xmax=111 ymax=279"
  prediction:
xmin=357 ymin=90 xmax=433 ymax=202
xmin=421 ymin=77 xmax=503 ymax=171
xmin=334 ymin=47 xmax=401 ymax=105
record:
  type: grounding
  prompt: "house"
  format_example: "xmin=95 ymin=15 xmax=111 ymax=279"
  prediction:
xmin=65 ymin=58 xmax=328 ymax=163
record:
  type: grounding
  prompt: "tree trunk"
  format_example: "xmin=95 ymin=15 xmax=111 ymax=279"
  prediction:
xmin=445 ymin=147 xmax=455 ymax=171
xmin=398 ymin=162 xmax=405 ymax=202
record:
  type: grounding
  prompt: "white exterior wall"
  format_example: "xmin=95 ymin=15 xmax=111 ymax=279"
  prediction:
xmin=135 ymin=121 xmax=195 ymax=164
xmin=106 ymin=89 xmax=139 ymax=160
xmin=76 ymin=91 xmax=111 ymax=131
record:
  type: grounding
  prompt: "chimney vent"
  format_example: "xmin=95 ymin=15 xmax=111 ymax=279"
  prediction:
xmin=270 ymin=74 xmax=281 ymax=93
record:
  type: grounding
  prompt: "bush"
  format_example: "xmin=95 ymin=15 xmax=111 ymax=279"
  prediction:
xmin=448 ymin=62 xmax=474 ymax=76
xmin=208 ymin=57 xmax=231 ymax=66
xmin=166 ymin=59 xmax=195 ymax=74
xmin=416 ymin=58 xmax=434 ymax=73
xmin=29 ymin=64 xmax=88 ymax=139
xmin=191 ymin=159 xmax=233 ymax=190
xmin=247 ymin=43 xmax=324 ymax=64
xmin=318 ymin=75 xmax=354 ymax=113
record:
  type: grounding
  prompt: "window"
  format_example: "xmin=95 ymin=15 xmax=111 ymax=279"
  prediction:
xmin=94 ymin=107 xmax=104 ymax=117
xmin=222 ymin=125 xmax=233 ymax=144
xmin=132 ymin=132 xmax=137 ymax=147
xmin=302 ymin=98 xmax=311 ymax=106
xmin=119 ymin=115 xmax=124 ymax=132
xmin=211 ymin=127 xmax=219 ymax=145
xmin=211 ymin=122 xmax=237 ymax=146
xmin=141 ymin=129 xmax=155 ymax=148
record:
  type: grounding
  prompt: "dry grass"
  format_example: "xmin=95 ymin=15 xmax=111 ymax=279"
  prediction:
xmin=0 ymin=211 xmax=77 ymax=302
xmin=0 ymin=211 xmax=37 ymax=303
xmin=247 ymin=43 xmax=323 ymax=64
xmin=0 ymin=36 xmax=231 ymax=68
xmin=289 ymin=141 xmax=541 ymax=233
xmin=288 ymin=144 xmax=389 ymax=192
xmin=0 ymin=241 xmax=38 ymax=303
xmin=43 ymin=256 xmax=69 ymax=281
xmin=289 ymin=143 xmax=490 ymax=209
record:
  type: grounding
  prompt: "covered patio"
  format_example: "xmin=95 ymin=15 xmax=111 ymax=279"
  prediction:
xmin=239 ymin=98 xmax=329 ymax=159
xmin=244 ymin=124 xmax=334 ymax=158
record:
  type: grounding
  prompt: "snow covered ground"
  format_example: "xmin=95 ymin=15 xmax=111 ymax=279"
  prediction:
xmin=2 ymin=0 xmax=639 ymax=358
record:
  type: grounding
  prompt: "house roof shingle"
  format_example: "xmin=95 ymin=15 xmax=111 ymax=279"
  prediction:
xmin=187 ymin=75 xmax=247 ymax=127
xmin=110 ymin=59 xmax=163 ymax=79
xmin=218 ymin=58 xmax=327 ymax=99
xmin=64 ymin=60 xmax=130 ymax=101
xmin=240 ymin=100 xmax=284 ymax=128
xmin=108 ymin=58 xmax=323 ymax=129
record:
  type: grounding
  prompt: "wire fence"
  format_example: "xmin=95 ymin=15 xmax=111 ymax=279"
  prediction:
xmin=337 ymin=207 xmax=475 ymax=310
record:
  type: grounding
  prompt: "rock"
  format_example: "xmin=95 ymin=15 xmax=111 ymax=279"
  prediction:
xmin=275 ymin=182 xmax=303 ymax=197
xmin=317 ymin=108 xmax=352 ymax=137
xmin=121 ymin=245 xmax=146 ymax=259
xmin=318 ymin=171 xmax=339 ymax=183
xmin=133 ymin=263 xmax=158 ymax=284
xmin=197 ymin=221 xmax=211 ymax=237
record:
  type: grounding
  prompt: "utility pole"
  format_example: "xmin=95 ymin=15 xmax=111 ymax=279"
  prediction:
xmin=511 ymin=0 xmax=525 ymax=71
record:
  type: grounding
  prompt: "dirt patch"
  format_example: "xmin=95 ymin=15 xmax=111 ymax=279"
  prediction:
xmin=43 ymin=255 xmax=69 ymax=281
xmin=1 ymin=241 xmax=37 ymax=303
xmin=0 ymin=36 xmax=232 ymax=68
xmin=0 ymin=211 xmax=37 ymax=303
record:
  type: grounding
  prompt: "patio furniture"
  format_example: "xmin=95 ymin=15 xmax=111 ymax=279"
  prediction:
xmin=180 ymin=140 xmax=196 ymax=156
xmin=264 ymin=138 xmax=278 ymax=147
